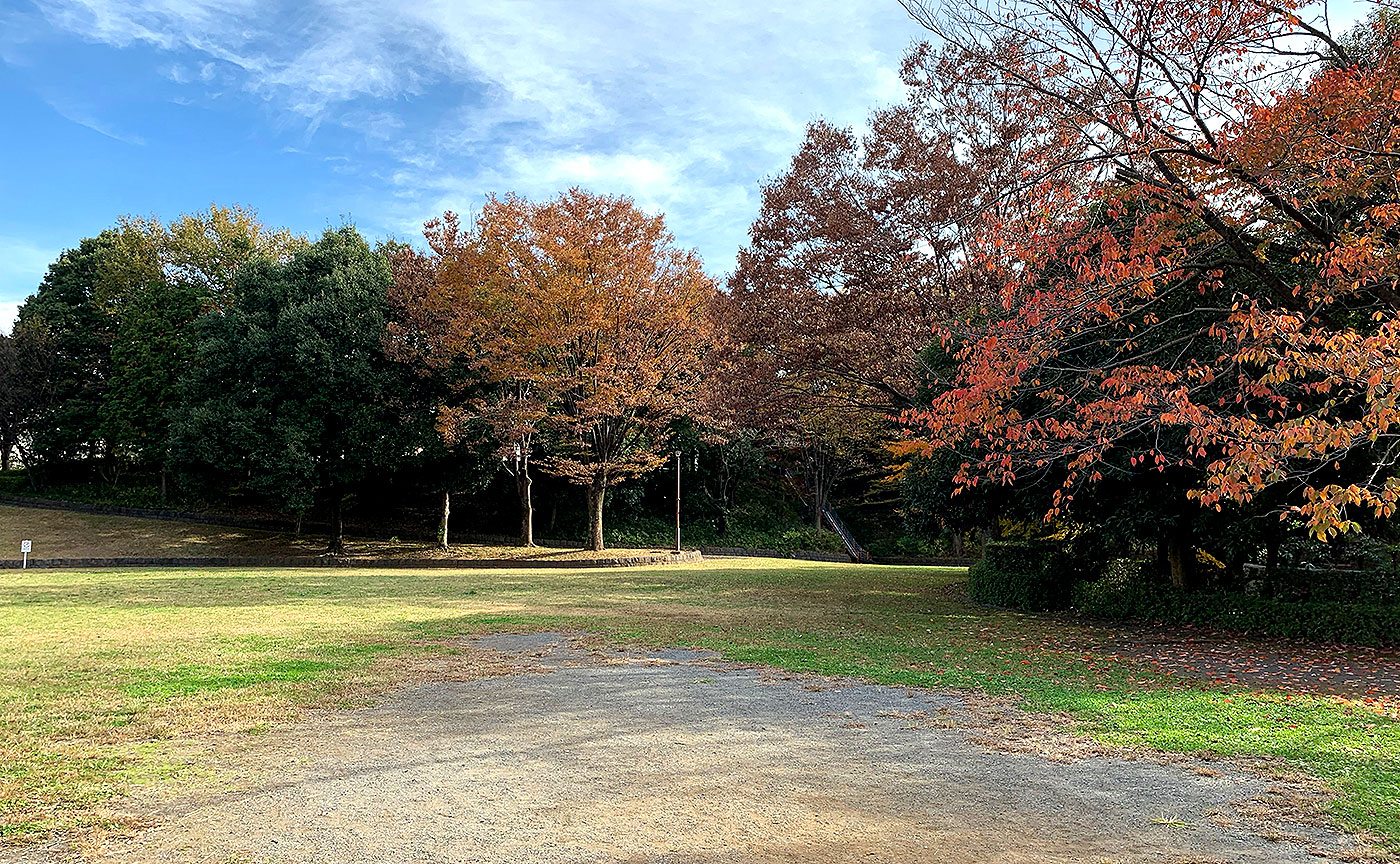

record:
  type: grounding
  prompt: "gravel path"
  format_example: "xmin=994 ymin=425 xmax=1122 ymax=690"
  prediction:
xmin=20 ymin=632 xmax=1375 ymax=864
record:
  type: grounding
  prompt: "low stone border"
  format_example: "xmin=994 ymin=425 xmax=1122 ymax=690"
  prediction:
xmin=698 ymin=545 xmax=850 ymax=563
xmin=873 ymin=555 xmax=978 ymax=567
xmin=698 ymin=546 xmax=976 ymax=567
xmin=0 ymin=550 xmax=704 ymax=570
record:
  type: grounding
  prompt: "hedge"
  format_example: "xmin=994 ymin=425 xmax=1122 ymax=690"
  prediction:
xmin=1073 ymin=574 xmax=1400 ymax=647
xmin=967 ymin=539 xmax=1081 ymax=611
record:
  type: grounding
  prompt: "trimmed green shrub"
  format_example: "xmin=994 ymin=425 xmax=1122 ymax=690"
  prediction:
xmin=1074 ymin=569 xmax=1400 ymax=647
xmin=968 ymin=539 xmax=1080 ymax=611
xmin=603 ymin=513 xmax=847 ymax=554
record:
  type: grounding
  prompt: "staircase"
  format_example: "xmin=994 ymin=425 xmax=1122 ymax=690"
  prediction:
xmin=821 ymin=504 xmax=871 ymax=563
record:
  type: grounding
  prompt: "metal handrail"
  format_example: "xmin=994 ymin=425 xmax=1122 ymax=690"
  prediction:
xmin=822 ymin=504 xmax=871 ymax=563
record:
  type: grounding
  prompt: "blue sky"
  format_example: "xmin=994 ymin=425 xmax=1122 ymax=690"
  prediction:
xmin=0 ymin=1 xmax=1374 ymax=334
xmin=0 ymin=0 xmax=922 ymax=330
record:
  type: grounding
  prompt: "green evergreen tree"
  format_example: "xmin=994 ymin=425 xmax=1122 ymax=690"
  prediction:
xmin=172 ymin=227 xmax=402 ymax=552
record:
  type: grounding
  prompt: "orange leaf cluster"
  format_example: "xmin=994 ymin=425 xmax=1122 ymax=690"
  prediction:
xmin=898 ymin=0 xmax=1400 ymax=537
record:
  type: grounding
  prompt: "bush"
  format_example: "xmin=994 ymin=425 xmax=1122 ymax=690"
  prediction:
xmin=0 ymin=476 xmax=169 ymax=509
xmin=1262 ymin=534 xmax=1399 ymax=604
xmin=967 ymin=539 xmax=1081 ymax=611
xmin=1074 ymin=567 xmax=1400 ymax=647
xmin=603 ymin=512 xmax=847 ymax=554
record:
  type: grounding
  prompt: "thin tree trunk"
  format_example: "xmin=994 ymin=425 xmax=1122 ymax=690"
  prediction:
xmin=160 ymin=469 xmax=167 ymax=505
xmin=437 ymin=490 xmax=451 ymax=551
xmin=517 ymin=469 xmax=534 ymax=547
xmin=586 ymin=483 xmax=605 ymax=552
xmin=17 ymin=442 xmax=38 ymax=490
xmin=328 ymin=493 xmax=345 ymax=555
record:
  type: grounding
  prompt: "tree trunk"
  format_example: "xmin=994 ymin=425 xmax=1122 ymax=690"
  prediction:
xmin=517 ymin=469 xmax=534 ymax=547
xmin=17 ymin=442 xmax=38 ymax=490
xmin=437 ymin=490 xmax=451 ymax=551
xmin=328 ymin=494 xmax=345 ymax=555
xmin=586 ymin=483 xmax=605 ymax=552
xmin=160 ymin=469 xmax=167 ymax=505
xmin=1166 ymin=527 xmax=1193 ymax=590
xmin=1 ymin=443 xmax=9 ymax=473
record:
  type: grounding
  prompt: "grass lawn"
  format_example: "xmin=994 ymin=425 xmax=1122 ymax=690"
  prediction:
xmin=2 ymin=558 xmax=1398 ymax=851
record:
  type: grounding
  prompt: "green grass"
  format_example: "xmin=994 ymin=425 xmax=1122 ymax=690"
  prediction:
xmin=1 ymin=559 xmax=1397 ymax=849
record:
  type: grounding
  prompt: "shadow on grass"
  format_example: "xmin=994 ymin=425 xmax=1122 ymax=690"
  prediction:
xmin=0 ymin=564 xmax=970 ymax=611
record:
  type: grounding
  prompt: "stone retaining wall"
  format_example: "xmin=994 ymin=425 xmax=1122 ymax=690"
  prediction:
xmin=698 ymin=546 xmax=850 ymax=563
xmin=0 ymin=550 xmax=704 ymax=570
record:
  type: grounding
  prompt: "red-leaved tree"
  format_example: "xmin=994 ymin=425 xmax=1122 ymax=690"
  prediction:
xmin=897 ymin=0 xmax=1400 ymax=556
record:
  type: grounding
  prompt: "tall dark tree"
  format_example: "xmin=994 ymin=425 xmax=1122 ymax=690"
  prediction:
xmin=98 ymin=207 xmax=303 ymax=492
xmin=172 ymin=227 xmax=402 ymax=552
xmin=0 ymin=327 xmax=58 ymax=475
xmin=13 ymin=235 xmax=117 ymax=474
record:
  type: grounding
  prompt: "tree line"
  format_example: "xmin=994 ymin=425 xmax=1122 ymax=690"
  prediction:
xmin=4 ymin=0 xmax=1399 ymax=614
xmin=1 ymin=193 xmax=749 ymax=552
xmin=723 ymin=0 xmax=1400 ymax=603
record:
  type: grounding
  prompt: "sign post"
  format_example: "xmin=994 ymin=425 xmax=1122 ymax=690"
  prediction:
xmin=20 ymin=540 xmax=31 ymax=570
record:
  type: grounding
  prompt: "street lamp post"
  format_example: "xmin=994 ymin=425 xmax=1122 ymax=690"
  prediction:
xmin=674 ymin=450 xmax=682 ymax=553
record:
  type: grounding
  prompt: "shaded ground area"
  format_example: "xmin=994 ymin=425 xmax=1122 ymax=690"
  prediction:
xmin=0 ymin=505 xmax=664 ymax=561
xmin=27 ymin=633 xmax=1373 ymax=864
xmin=1075 ymin=622 xmax=1400 ymax=714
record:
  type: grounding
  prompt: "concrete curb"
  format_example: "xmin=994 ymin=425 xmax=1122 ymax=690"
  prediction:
xmin=0 ymin=550 xmax=704 ymax=570
xmin=698 ymin=545 xmax=850 ymax=563
xmin=698 ymin=546 xmax=975 ymax=567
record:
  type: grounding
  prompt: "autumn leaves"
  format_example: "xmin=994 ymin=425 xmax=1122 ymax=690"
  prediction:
xmin=893 ymin=1 xmax=1400 ymax=540
xmin=387 ymin=190 xmax=720 ymax=551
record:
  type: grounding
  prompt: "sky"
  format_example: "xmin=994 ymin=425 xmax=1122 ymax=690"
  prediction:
xmin=0 ymin=0 xmax=924 ymax=332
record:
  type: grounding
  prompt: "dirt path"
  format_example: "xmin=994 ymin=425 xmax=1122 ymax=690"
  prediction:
xmin=15 ymin=633 xmax=1378 ymax=864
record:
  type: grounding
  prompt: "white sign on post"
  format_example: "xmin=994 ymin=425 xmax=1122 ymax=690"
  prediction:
xmin=20 ymin=540 xmax=30 ymax=569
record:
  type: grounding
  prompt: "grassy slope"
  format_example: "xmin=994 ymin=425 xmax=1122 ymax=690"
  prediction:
xmin=1 ymin=559 xmax=1397 ymax=849
xmin=0 ymin=504 xmax=666 ymax=560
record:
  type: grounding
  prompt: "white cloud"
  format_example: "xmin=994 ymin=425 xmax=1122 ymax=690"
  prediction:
xmin=517 ymin=151 xmax=678 ymax=205
xmin=0 ymin=236 xmax=56 ymax=330
xmin=43 ymin=96 xmax=146 ymax=145
xmin=29 ymin=0 xmax=922 ymax=271
xmin=0 ymin=303 xmax=19 ymax=336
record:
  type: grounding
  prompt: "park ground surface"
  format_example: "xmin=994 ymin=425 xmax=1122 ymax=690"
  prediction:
xmin=0 ymin=504 xmax=662 ymax=561
xmin=1 ymin=549 xmax=1399 ymax=860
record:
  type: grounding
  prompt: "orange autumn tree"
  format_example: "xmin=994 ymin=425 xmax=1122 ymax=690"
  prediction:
xmin=529 ymin=191 xmax=720 ymax=550
xmin=719 ymin=106 xmax=1016 ymax=538
xmin=387 ymin=232 xmax=548 ymax=548
xmin=897 ymin=0 xmax=1400 ymax=554
xmin=404 ymin=190 xmax=719 ymax=552
xmin=393 ymin=204 xmax=557 ymax=547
